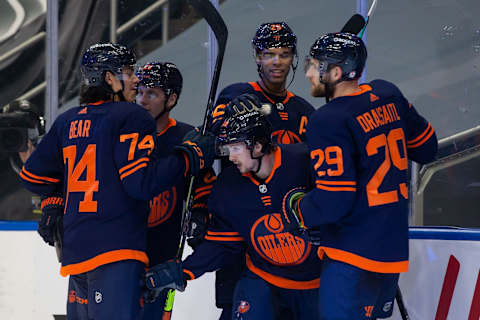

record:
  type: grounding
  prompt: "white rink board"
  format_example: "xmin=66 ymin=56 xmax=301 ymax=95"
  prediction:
xmin=394 ymin=234 xmax=480 ymax=320
xmin=0 ymin=231 xmax=220 ymax=320
xmin=0 ymin=231 xmax=67 ymax=320
xmin=1 ymin=228 xmax=479 ymax=319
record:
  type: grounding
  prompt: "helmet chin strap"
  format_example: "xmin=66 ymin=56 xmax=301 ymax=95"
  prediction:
xmin=253 ymin=155 xmax=263 ymax=174
xmin=249 ymin=143 xmax=267 ymax=174
xmin=257 ymin=64 xmax=285 ymax=96
xmin=322 ymin=80 xmax=331 ymax=103
xmin=285 ymin=52 xmax=298 ymax=90
xmin=154 ymin=93 xmax=175 ymax=121
xmin=256 ymin=59 xmax=297 ymax=96
xmin=320 ymin=76 xmax=342 ymax=104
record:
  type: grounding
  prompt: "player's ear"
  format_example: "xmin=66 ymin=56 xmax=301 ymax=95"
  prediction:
xmin=104 ymin=71 xmax=115 ymax=85
xmin=333 ymin=66 xmax=342 ymax=82
xmin=166 ymin=93 xmax=178 ymax=108
xmin=253 ymin=142 xmax=263 ymax=155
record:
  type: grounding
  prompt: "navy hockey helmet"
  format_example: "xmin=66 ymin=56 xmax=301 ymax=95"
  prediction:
xmin=80 ymin=43 xmax=136 ymax=87
xmin=216 ymin=109 xmax=273 ymax=156
xmin=252 ymin=22 xmax=297 ymax=54
xmin=136 ymin=62 xmax=183 ymax=97
xmin=307 ymin=32 xmax=367 ymax=81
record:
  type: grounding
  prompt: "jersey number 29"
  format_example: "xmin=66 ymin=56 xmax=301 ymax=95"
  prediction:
xmin=366 ymin=128 xmax=408 ymax=207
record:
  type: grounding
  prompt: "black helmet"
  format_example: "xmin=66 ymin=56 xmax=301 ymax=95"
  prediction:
xmin=252 ymin=22 xmax=297 ymax=54
xmin=80 ymin=43 xmax=136 ymax=87
xmin=137 ymin=62 xmax=183 ymax=97
xmin=308 ymin=32 xmax=367 ymax=81
xmin=216 ymin=109 xmax=272 ymax=156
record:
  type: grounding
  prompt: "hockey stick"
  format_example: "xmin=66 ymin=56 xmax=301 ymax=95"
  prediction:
xmin=358 ymin=0 xmax=378 ymax=38
xmin=341 ymin=13 xmax=366 ymax=35
xmin=396 ymin=287 xmax=410 ymax=320
xmin=162 ymin=1 xmax=228 ymax=318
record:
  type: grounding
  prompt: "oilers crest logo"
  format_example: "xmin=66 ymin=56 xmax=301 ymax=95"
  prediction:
xmin=250 ymin=213 xmax=310 ymax=266
xmin=271 ymin=130 xmax=301 ymax=144
xmin=148 ymin=187 xmax=177 ymax=227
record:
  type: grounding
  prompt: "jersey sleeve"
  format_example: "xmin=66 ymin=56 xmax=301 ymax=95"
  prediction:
xmin=182 ymin=184 xmax=246 ymax=280
xmin=20 ymin=118 xmax=64 ymax=196
xmin=404 ymin=101 xmax=438 ymax=164
xmin=114 ymin=110 xmax=187 ymax=200
xmin=298 ymin=110 xmax=357 ymax=228
xmin=371 ymin=79 xmax=438 ymax=164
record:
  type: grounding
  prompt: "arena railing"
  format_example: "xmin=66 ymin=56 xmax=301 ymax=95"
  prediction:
xmin=0 ymin=0 xmax=170 ymax=124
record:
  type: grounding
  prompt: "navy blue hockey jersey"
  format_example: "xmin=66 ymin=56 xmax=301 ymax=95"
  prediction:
xmin=20 ymin=101 xmax=188 ymax=276
xmin=211 ymin=82 xmax=314 ymax=144
xmin=183 ymin=144 xmax=321 ymax=290
xmin=146 ymin=118 xmax=215 ymax=266
xmin=298 ymin=80 xmax=438 ymax=273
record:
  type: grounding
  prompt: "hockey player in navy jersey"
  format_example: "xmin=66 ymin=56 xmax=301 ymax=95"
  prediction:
xmin=20 ymin=43 xmax=215 ymax=320
xmin=207 ymin=21 xmax=315 ymax=319
xmin=210 ymin=21 xmax=314 ymax=143
xmin=144 ymin=96 xmax=322 ymax=320
xmin=282 ymin=32 xmax=438 ymax=319
xmin=136 ymin=61 xmax=215 ymax=319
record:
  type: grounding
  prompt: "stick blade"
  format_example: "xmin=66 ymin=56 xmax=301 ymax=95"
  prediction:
xmin=341 ymin=13 xmax=366 ymax=35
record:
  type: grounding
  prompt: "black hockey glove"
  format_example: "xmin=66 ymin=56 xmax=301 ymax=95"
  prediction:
xmin=145 ymin=260 xmax=187 ymax=303
xmin=281 ymin=187 xmax=308 ymax=238
xmin=38 ymin=196 xmax=64 ymax=247
xmin=187 ymin=208 xmax=209 ymax=249
xmin=174 ymin=128 xmax=215 ymax=176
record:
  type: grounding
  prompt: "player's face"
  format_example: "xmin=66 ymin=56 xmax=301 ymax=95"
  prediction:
xmin=226 ymin=142 xmax=259 ymax=173
xmin=120 ymin=66 xmax=139 ymax=102
xmin=256 ymin=47 xmax=293 ymax=86
xmin=137 ymin=86 xmax=168 ymax=118
xmin=305 ymin=57 xmax=326 ymax=97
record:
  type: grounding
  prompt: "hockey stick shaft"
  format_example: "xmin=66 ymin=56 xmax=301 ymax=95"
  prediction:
xmin=176 ymin=0 xmax=227 ymax=269
xmin=193 ymin=0 xmax=228 ymax=135
xmin=163 ymin=0 xmax=228 ymax=317
xmin=396 ymin=287 xmax=410 ymax=320
xmin=358 ymin=0 xmax=378 ymax=38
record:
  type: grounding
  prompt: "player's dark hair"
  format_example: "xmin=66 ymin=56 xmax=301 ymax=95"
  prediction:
xmin=79 ymin=83 xmax=113 ymax=105
xmin=256 ymin=136 xmax=276 ymax=155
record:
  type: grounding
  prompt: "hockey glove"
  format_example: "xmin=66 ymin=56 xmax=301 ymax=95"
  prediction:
xmin=145 ymin=260 xmax=187 ymax=302
xmin=225 ymin=93 xmax=263 ymax=118
xmin=174 ymin=128 xmax=216 ymax=176
xmin=281 ymin=187 xmax=307 ymax=238
xmin=187 ymin=208 xmax=209 ymax=249
xmin=38 ymin=196 xmax=64 ymax=247
xmin=210 ymin=93 xmax=270 ymax=135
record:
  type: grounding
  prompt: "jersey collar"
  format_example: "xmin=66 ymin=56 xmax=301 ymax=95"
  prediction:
xmin=346 ymin=84 xmax=372 ymax=96
xmin=249 ymin=82 xmax=295 ymax=105
xmin=88 ymin=100 xmax=107 ymax=105
xmin=157 ymin=118 xmax=177 ymax=136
